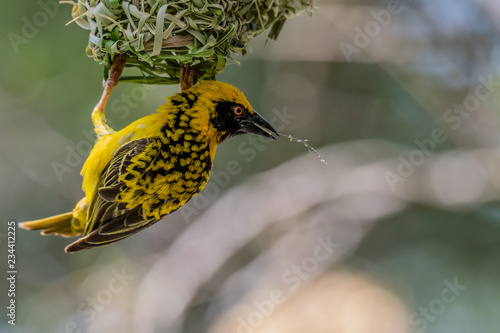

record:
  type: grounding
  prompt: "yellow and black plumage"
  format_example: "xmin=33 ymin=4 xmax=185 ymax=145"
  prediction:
xmin=20 ymin=81 xmax=277 ymax=252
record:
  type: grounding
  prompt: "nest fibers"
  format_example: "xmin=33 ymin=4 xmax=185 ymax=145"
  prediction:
xmin=68 ymin=0 xmax=315 ymax=84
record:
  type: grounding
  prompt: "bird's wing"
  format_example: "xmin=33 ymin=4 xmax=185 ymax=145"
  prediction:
xmin=66 ymin=138 xmax=159 ymax=252
xmin=66 ymin=133 xmax=211 ymax=252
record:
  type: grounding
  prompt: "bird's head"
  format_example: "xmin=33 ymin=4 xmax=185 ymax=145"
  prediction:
xmin=184 ymin=81 xmax=278 ymax=143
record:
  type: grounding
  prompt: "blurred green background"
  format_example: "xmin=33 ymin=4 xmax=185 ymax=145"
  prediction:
xmin=2 ymin=1 xmax=500 ymax=332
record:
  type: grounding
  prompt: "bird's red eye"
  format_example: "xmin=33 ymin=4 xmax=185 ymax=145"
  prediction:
xmin=234 ymin=106 xmax=244 ymax=115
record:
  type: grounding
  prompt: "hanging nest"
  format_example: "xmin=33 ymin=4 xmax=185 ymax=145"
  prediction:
xmin=68 ymin=0 xmax=316 ymax=84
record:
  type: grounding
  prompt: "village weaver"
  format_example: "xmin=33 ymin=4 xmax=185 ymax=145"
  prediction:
xmin=20 ymin=81 xmax=277 ymax=252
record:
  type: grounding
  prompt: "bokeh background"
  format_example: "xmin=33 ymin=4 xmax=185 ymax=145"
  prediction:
xmin=2 ymin=0 xmax=500 ymax=332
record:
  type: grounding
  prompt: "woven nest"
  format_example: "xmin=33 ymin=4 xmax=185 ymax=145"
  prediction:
xmin=68 ymin=0 xmax=315 ymax=84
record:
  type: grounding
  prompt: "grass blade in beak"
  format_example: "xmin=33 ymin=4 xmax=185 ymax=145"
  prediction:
xmin=279 ymin=133 xmax=327 ymax=164
xmin=253 ymin=123 xmax=278 ymax=140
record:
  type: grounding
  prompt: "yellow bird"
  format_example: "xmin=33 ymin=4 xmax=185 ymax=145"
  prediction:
xmin=20 ymin=81 xmax=277 ymax=252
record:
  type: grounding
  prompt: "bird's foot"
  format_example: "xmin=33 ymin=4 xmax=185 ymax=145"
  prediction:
xmin=180 ymin=63 xmax=197 ymax=92
xmin=96 ymin=54 xmax=126 ymax=113
xmin=93 ymin=55 xmax=125 ymax=136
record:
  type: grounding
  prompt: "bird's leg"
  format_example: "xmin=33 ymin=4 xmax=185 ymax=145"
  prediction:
xmin=96 ymin=54 xmax=126 ymax=112
xmin=180 ymin=63 xmax=197 ymax=92
xmin=93 ymin=55 xmax=126 ymax=137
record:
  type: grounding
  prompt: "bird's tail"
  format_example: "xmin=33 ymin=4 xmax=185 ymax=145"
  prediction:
xmin=19 ymin=212 xmax=79 ymax=238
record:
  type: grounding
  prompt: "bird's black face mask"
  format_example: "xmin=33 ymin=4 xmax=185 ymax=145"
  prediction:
xmin=214 ymin=102 xmax=278 ymax=141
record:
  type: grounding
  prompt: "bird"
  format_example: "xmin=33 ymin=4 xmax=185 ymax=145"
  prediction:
xmin=20 ymin=81 xmax=277 ymax=252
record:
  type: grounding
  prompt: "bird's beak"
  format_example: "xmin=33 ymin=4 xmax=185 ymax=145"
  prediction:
xmin=239 ymin=110 xmax=278 ymax=140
